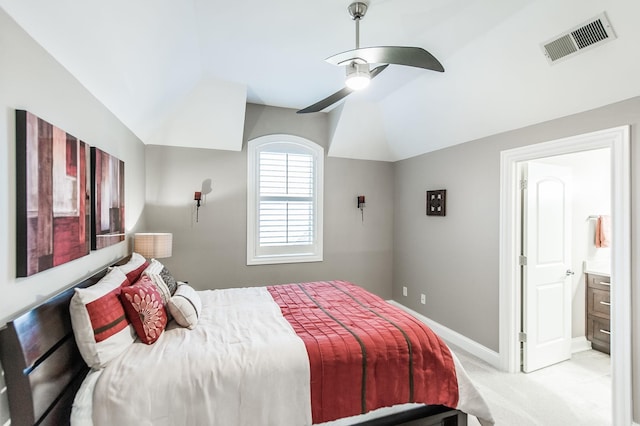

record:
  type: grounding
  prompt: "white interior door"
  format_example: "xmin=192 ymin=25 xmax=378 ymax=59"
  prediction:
xmin=521 ymin=162 xmax=572 ymax=373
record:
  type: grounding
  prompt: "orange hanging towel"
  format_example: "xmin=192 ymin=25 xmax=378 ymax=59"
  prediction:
xmin=595 ymin=215 xmax=611 ymax=248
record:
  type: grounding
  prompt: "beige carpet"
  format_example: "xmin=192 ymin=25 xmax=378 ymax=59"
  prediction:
xmin=450 ymin=346 xmax=611 ymax=426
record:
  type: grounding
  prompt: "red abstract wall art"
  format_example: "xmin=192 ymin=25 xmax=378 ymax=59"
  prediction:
xmin=91 ymin=147 xmax=125 ymax=250
xmin=15 ymin=110 xmax=91 ymax=277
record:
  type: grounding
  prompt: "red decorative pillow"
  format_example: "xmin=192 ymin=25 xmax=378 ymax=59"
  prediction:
xmin=116 ymin=253 xmax=150 ymax=284
xmin=120 ymin=277 xmax=168 ymax=344
xmin=86 ymin=287 xmax=129 ymax=342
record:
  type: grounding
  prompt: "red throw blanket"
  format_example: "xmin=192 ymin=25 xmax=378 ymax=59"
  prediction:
xmin=267 ymin=280 xmax=459 ymax=423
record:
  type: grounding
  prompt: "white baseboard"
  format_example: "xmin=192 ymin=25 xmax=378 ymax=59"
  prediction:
xmin=571 ymin=336 xmax=592 ymax=353
xmin=388 ymin=300 xmax=501 ymax=369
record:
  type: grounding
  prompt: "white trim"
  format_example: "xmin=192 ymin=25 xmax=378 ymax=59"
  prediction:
xmin=610 ymin=129 xmax=632 ymax=426
xmin=246 ymin=134 xmax=324 ymax=265
xmin=571 ymin=336 xmax=592 ymax=353
xmin=499 ymin=126 xmax=631 ymax=425
xmin=388 ymin=300 xmax=501 ymax=369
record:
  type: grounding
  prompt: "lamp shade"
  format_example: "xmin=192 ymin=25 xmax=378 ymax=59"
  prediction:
xmin=134 ymin=233 xmax=173 ymax=259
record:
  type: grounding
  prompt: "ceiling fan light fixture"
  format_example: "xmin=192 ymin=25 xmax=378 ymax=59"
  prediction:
xmin=345 ymin=62 xmax=370 ymax=90
xmin=297 ymin=1 xmax=444 ymax=114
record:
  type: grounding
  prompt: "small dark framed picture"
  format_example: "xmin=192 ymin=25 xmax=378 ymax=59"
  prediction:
xmin=426 ymin=190 xmax=446 ymax=216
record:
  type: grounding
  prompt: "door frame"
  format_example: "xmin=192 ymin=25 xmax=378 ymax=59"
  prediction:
xmin=498 ymin=126 xmax=631 ymax=424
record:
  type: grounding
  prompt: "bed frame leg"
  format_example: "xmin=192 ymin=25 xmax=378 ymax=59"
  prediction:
xmin=442 ymin=411 xmax=467 ymax=426
xmin=456 ymin=412 xmax=467 ymax=426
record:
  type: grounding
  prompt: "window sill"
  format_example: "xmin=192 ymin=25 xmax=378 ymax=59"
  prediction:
xmin=247 ymin=254 xmax=323 ymax=266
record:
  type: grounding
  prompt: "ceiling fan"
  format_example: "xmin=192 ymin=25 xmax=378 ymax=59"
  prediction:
xmin=297 ymin=1 xmax=444 ymax=114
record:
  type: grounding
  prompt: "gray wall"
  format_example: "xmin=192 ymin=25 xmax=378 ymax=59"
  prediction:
xmin=392 ymin=96 xmax=640 ymax=419
xmin=0 ymin=9 xmax=147 ymax=324
xmin=0 ymin=8 xmax=147 ymax=424
xmin=144 ymin=104 xmax=395 ymax=298
xmin=393 ymin=134 xmax=501 ymax=349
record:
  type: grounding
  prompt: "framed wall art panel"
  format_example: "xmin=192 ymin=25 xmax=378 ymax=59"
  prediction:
xmin=91 ymin=147 xmax=125 ymax=250
xmin=16 ymin=110 xmax=91 ymax=277
xmin=426 ymin=189 xmax=446 ymax=216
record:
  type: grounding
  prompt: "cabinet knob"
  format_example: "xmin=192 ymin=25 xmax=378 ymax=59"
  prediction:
xmin=566 ymin=269 xmax=575 ymax=276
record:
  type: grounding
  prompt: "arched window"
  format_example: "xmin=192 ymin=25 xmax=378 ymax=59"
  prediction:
xmin=247 ymin=134 xmax=324 ymax=265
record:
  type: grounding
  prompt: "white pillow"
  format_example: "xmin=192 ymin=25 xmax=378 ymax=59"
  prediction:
xmin=143 ymin=258 xmax=164 ymax=275
xmin=69 ymin=268 xmax=136 ymax=369
xmin=168 ymin=284 xmax=201 ymax=329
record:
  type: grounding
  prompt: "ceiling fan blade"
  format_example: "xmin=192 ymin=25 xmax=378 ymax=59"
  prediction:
xmin=297 ymin=87 xmax=352 ymax=114
xmin=297 ymin=65 xmax=388 ymax=114
xmin=326 ymin=46 xmax=444 ymax=72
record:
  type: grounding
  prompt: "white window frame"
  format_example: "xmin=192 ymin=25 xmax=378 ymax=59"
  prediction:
xmin=247 ymin=134 xmax=324 ymax=265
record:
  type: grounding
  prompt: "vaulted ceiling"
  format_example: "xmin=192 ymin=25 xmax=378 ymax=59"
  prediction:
xmin=2 ymin=0 xmax=639 ymax=161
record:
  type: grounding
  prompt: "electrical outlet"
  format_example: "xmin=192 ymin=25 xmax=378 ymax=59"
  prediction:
xmin=402 ymin=286 xmax=407 ymax=297
xmin=420 ymin=294 xmax=426 ymax=304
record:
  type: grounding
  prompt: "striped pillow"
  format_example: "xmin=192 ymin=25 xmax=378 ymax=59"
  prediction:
xmin=141 ymin=260 xmax=173 ymax=321
xmin=143 ymin=273 xmax=171 ymax=305
xmin=142 ymin=258 xmax=178 ymax=295
xmin=70 ymin=268 xmax=136 ymax=369
xmin=159 ymin=265 xmax=178 ymax=295
xmin=168 ymin=284 xmax=201 ymax=329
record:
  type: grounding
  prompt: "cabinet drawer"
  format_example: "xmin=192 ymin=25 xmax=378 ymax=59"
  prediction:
xmin=587 ymin=315 xmax=610 ymax=354
xmin=587 ymin=287 xmax=610 ymax=318
xmin=587 ymin=274 xmax=611 ymax=290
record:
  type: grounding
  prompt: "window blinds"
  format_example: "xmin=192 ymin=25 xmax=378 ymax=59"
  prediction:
xmin=258 ymin=152 xmax=314 ymax=247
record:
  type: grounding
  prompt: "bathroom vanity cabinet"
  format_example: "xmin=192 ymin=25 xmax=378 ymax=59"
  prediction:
xmin=585 ymin=272 xmax=611 ymax=354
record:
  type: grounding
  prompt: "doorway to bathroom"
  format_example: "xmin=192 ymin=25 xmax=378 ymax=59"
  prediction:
xmin=499 ymin=125 xmax=631 ymax=425
xmin=519 ymin=148 xmax=611 ymax=372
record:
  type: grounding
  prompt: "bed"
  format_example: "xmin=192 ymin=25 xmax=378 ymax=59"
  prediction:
xmin=0 ymin=255 xmax=493 ymax=426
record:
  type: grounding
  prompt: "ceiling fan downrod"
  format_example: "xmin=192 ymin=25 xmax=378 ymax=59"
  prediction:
xmin=348 ymin=2 xmax=368 ymax=50
xmin=345 ymin=1 xmax=371 ymax=90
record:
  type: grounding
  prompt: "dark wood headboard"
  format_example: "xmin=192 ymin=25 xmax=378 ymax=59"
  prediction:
xmin=0 ymin=264 xmax=115 ymax=426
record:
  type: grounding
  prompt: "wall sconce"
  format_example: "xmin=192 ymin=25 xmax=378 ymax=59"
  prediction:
xmin=194 ymin=191 xmax=202 ymax=222
xmin=357 ymin=195 xmax=365 ymax=222
xmin=134 ymin=232 xmax=173 ymax=259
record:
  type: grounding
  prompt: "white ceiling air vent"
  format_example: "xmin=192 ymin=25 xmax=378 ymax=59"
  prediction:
xmin=541 ymin=12 xmax=616 ymax=64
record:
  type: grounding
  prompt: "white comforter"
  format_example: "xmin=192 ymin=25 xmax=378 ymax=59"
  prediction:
xmin=87 ymin=287 xmax=493 ymax=426
xmin=92 ymin=287 xmax=311 ymax=426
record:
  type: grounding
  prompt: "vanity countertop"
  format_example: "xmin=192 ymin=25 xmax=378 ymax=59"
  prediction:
xmin=584 ymin=261 xmax=611 ymax=277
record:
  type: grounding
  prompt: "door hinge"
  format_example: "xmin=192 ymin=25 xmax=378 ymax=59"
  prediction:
xmin=519 ymin=255 xmax=527 ymax=266
xmin=520 ymin=179 xmax=528 ymax=190
xmin=519 ymin=332 xmax=527 ymax=342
